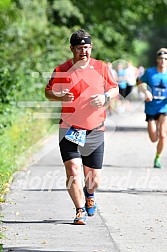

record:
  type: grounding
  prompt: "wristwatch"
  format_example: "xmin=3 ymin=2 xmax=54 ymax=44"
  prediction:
xmin=104 ymin=93 xmax=110 ymax=105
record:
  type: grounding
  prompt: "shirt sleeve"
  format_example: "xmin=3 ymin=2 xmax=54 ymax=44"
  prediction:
xmin=45 ymin=68 xmax=57 ymax=90
xmin=45 ymin=67 xmax=71 ymax=92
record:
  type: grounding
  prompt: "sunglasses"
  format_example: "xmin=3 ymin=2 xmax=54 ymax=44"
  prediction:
xmin=157 ymin=51 xmax=167 ymax=56
xmin=74 ymin=45 xmax=92 ymax=53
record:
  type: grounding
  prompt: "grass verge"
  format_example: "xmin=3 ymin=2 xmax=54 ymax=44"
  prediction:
xmin=0 ymin=108 xmax=58 ymax=201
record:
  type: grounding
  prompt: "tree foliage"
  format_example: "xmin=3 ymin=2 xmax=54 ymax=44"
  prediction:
xmin=0 ymin=0 xmax=167 ymax=116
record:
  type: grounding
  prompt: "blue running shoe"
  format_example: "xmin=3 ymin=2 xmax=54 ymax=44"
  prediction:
xmin=74 ymin=208 xmax=87 ymax=225
xmin=84 ymin=186 xmax=97 ymax=216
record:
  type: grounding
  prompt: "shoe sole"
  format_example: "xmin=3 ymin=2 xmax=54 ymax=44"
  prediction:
xmin=74 ymin=220 xmax=86 ymax=225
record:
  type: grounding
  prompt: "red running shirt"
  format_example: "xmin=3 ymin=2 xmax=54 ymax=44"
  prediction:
xmin=45 ymin=58 xmax=117 ymax=130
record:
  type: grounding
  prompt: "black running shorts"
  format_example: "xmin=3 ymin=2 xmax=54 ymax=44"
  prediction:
xmin=59 ymin=128 xmax=104 ymax=169
xmin=146 ymin=112 xmax=167 ymax=121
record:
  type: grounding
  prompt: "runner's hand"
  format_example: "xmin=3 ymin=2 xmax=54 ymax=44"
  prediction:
xmin=53 ymin=89 xmax=74 ymax=102
xmin=90 ymin=94 xmax=105 ymax=107
xmin=145 ymin=90 xmax=153 ymax=102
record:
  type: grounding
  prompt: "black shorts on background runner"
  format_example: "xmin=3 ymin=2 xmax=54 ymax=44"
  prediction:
xmin=146 ymin=113 xmax=167 ymax=121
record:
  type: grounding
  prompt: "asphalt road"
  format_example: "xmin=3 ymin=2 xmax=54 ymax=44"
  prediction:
xmin=1 ymin=101 xmax=167 ymax=252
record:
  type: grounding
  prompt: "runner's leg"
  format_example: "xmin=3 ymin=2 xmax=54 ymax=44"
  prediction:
xmin=156 ymin=115 xmax=167 ymax=154
xmin=64 ymin=158 xmax=85 ymax=209
xmin=147 ymin=119 xmax=158 ymax=142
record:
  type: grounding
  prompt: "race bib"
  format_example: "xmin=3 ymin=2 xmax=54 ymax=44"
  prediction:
xmin=152 ymin=87 xmax=167 ymax=100
xmin=65 ymin=127 xmax=86 ymax=147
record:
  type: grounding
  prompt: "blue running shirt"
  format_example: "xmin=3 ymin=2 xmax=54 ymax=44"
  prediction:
xmin=140 ymin=67 xmax=167 ymax=115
